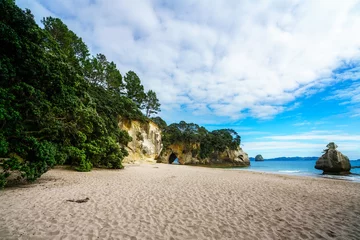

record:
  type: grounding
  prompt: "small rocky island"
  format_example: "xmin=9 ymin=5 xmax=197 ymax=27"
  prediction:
xmin=255 ymin=154 xmax=264 ymax=161
xmin=315 ymin=142 xmax=351 ymax=174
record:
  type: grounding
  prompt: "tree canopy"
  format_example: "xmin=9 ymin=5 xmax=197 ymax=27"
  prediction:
xmin=160 ymin=119 xmax=241 ymax=159
xmin=0 ymin=0 xmax=159 ymax=188
xmin=124 ymin=71 xmax=146 ymax=108
xmin=144 ymin=90 xmax=161 ymax=117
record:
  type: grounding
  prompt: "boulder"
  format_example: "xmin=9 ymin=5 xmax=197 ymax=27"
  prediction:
xmin=315 ymin=142 xmax=351 ymax=174
xmin=216 ymin=148 xmax=250 ymax=167
xmin=255 ymin=154 xmax=264 ymax=161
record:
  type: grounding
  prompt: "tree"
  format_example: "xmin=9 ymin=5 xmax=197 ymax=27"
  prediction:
xmin=151 ymin=116 xmax=167 ymax=131
xmin=124 ymin=71 xmax=146 ymax=108
xmin=0 ymin=0 xmax=162 ymax=188
xmin=0 ymin=0 xmax=74 ymax=186
xmin=0 ymin=0 xmax=136 ymax=187
xmin=84 ymin=54 xmax=124 ymax=93
xmin=160 ymin=120 xmax=241 ymax=159
xmin=105 ymin=61 xmax=123 ymax=93
xmin=85 ymin=53 xmax=107 ymax=86
xmin=42 ymin=16 xmax=90 ymax=73
xmin=144 ymin=90 xmax=161 ymax=117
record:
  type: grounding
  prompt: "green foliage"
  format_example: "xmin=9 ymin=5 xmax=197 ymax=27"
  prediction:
xmin=85 ymin=54 xmax=124 ymax=94
xmin=162 ymin=121 xmax=241 ymax=159
xmin=326 ymin=142 xmax=338 ymax=150
xmin=1 ymin=139 xmax=58 ymax=181
xmin=0 ymin=134 xmax=9 ymax=156
xmin=0 ymin=173 xmax=8 ymax=189
xmin=144 ymin=90 xmax=161 ymax=117
xmin=124 ymin=71 xmax=146 ymax=108
xmin=0 ymin=1 xmax=159 ymax=187
xmin=42 ymin=16 xmax=90 ymax=73
xmin=151 ymin=116 xmax=167 ymax=131
xmin=211 ymin=129 xmax=241 ymax=151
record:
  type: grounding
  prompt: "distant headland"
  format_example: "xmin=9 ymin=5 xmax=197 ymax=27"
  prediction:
xmin=250 ymin=157 xmax=318 ymax=161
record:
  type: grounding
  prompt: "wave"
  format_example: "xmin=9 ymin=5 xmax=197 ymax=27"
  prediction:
xmin=278 ymin=170 xmax=301 ymax=173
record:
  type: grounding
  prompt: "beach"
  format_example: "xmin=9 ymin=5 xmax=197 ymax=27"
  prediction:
xmin=1 ymin=164 xmax=360 ymax=240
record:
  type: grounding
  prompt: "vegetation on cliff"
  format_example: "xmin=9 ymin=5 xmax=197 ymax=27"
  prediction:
xmin=155 ymin=119 xmax=241 ymax=159
xmin=0 ymin=0 xmax=160 ymax=187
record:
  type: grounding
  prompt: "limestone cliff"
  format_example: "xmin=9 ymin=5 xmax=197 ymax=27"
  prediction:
xmin=119 ymin=119 xmax=162 ymax=164
xmin=119 ymin=119 xmax=250 ymax=167
xmin=157 ymin=143 xmax=250 ymax=167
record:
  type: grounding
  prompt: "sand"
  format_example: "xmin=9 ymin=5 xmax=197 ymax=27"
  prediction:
xmin=0 ymin=164 xmax=360 ymax=240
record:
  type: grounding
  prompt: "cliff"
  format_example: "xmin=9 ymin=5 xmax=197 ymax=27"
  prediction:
xmin=119 ymin=119 xmax=250 ymax=167
xmin=119 ymin=119 xmax=162 ymax=164
xmin=157 ymin=142 xmax=250 ymax=167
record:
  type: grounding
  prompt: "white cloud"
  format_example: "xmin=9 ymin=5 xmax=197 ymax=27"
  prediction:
xmin=325 ymin=81 xmax=360 ymax=104
xmin=17 ymin=0 xmax=360 ymax=120
xmin=293 ymin=121 xmax=310 ymax=126
xmin=245 ymin=129 xmax=360 ymax=159
xmin=265 ymin=132 xmax=360 ymax=141
xmin=245 ymin=141 xmax=325 ymax=151
xmin=244 ymin=140 xmax=360 ymax=159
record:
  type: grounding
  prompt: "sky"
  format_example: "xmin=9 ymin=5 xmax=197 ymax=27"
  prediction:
xmin=16 ymin=0 xmax=360 ymax=159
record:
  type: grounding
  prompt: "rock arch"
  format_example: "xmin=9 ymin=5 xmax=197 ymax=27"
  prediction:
xmin=168 ymin=153 xmax=178 ymax=164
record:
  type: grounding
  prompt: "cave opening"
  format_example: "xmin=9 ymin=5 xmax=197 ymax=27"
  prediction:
xmin=169 ymin=153 xmax=179 ymax=164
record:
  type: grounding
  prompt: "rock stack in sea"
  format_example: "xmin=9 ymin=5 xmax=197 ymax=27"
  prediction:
xmin=255 ymin=154 xmax=264 ymax=161
xmin=315 ymin=142 xmax=351 ymax=174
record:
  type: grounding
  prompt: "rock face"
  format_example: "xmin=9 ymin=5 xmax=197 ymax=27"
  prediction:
xmin=157 ymin=143 xmax=250 ymax=167
xmin=119 ymin=118 xmax=162 ymax=164
xmin=315 ymin=142 xmax=351 ymax=174
xmin=255 ymin=154 xmax=264 ymax=161
xmin=118 ymin=118 xmax=250 ymax=167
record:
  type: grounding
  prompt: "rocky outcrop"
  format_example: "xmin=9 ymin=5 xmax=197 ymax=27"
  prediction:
xmin=157 ymin=143 xmax=250 ymax=167
xmin=156 ymin=143 xmax=198 ymax=165
xmin=118 ymin=118 xmax=250 ymax=167
xmin=315 ymin=142 xmax=351 ymax=174
xmin=255 ymin=154 xmax=264 ymax=161
xmin=211 ymin=148 xmax=250 ymax=167
xmin=119 ymin=119 xmax=162 ymax=164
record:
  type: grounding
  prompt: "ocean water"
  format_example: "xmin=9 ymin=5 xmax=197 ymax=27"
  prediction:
xmin=237 ymin=160 xmax=360 ymax=182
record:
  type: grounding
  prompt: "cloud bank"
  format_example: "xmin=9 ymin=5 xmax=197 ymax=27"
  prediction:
xmin=18 ymin=0 xmax=360 ymax=120
xmin=245 ymin=131 xmax=360 ymax=159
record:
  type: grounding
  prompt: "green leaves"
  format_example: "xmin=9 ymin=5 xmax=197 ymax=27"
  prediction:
xmin=42 ymin=16 xmax=90 ymax=73
xmin=162 ymin=120 xmax=242 ymax=159
xmin=0 ymin=0 xmax=161 ymax=187
xmin=144 ymin=90 xmax=161 ymax=117
xmin=124 ymin=71 xmax=146 ymax=108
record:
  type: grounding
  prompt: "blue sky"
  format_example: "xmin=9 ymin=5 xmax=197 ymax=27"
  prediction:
xmin=16 ymin=0 xmax=360 ymax=159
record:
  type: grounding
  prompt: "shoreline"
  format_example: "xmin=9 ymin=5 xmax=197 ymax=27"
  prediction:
xmin=158 ymin=163 xmax=360 ymax=183
xmin=1 ymin=163 xmax=360 ymax=239
xmin=233 ymin=167 xmax=360 ymax=183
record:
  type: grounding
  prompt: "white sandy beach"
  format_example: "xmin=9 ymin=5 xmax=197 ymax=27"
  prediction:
xmin=1 ymin=164 xmax=360 ymax=240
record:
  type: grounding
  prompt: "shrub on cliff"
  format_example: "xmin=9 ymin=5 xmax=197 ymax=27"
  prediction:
xmin=161 ymin=120 xmax=241 ymax=159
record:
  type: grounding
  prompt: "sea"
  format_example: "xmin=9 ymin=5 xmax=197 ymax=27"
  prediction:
xmin=237 ymin=159 xmax=360 ymax=182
